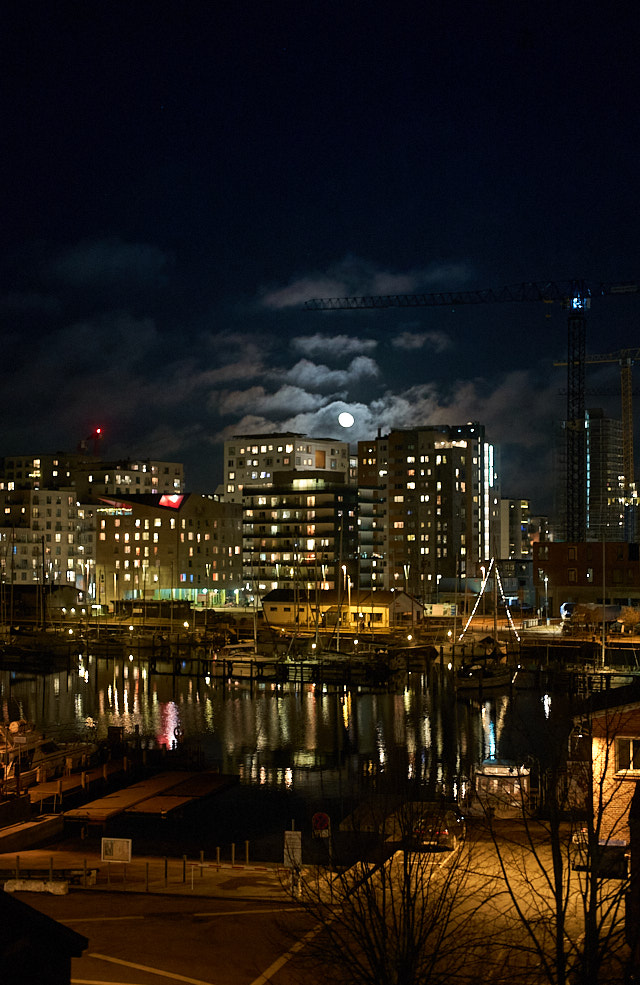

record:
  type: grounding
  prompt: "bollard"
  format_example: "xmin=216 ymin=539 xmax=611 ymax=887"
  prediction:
xmin=103 ymin=763 xmax=108 ymax=781
xmin=216 ymin=847 xmax=220 ymax=870
xmin=231 ymin=843 xmax=235 ymax=866
xmin=164 ymin=856 xmax=168 ymax=887
xmin=81 ymin=771 xmax=86 ymax=789
xmin=245 ymin=840 xmax=249 ymax=865
xmin=182 ymin=855 xmax=187 ymax=883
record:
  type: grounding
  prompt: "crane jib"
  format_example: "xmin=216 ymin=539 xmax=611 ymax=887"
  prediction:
xmin=304 ymin=280 xmax=640 ymax=310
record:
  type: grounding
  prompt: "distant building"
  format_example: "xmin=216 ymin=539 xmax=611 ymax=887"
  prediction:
xmin=585 ymin=408 xmax=625 ymax=541
xmin=0 ymin=487 xmax=82 ymax=590
xmin=95 ymin=493 xmax=242 ymax=606
xmin=533 ymin=540 xmax=640 ymax=616
xmin=222 ymin=433 xmax=353 ymax=502
xmin=357 ymin=424 xmax=499 ymax=598
xmin=242 ymin=470 xmax=358 ymax=593
xmin=0 ymin=452 xmax=184 ymax=498
xmin=499 ymin=498 xmax=531 ymax=559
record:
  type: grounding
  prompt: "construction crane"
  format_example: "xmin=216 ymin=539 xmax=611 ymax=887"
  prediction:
xmin=304 ymin=279 xmax=640 ymax=311
xmin=306 ymin=277 xmax=640 ymax=541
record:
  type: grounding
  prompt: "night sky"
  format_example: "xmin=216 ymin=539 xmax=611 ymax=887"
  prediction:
xmin=2 ymin=2 xmax=639 ymax=513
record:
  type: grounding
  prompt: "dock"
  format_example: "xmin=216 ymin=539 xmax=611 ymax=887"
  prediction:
xmin=63 ymin=770 xmax=234 ymax=827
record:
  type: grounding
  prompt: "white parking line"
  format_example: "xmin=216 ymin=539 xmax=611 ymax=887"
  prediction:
xmin=86 ymin=953 xmax=214 ymax=985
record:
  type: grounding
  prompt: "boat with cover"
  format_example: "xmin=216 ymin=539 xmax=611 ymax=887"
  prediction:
xmin=1 ymin=719 xmax=98 ymax=787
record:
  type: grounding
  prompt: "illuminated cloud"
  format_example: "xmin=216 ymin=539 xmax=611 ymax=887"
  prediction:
xmin=261 ymin=256 xmax=474 ymax=309
xmin=292 ymin=333 xmax=378 ymax=358
xmin=392 ymin=330 xmax=451 ymax=352
xmin=280 ymin=355 xmax=379 ymax=390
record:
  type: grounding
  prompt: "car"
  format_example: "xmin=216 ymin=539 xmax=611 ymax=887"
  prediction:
xmin=412 ymin=804 xmax=465 ymax=851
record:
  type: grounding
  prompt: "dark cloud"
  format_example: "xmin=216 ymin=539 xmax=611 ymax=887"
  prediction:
xmin=48 ymin=238 xmax=171 ymax=287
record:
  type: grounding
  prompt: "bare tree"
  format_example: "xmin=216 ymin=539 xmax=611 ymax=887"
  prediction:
xmin=477 ymin=694 xmax=638 ymax=985
xmin=282 ymin=789 xmax=488 ymax=985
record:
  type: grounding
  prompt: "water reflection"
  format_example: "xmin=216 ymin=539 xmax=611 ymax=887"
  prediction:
xmin=0 ymin=653 xmax=572 ymax=800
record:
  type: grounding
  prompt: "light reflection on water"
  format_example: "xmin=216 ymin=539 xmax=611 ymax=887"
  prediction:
xmin=0 ymin=655 xmax=571 ymax=799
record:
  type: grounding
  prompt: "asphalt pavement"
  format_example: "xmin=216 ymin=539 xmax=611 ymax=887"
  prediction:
xmin=0 ymin=839 xmax=297 ymax=901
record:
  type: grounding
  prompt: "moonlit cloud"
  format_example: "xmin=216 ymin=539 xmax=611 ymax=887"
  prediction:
xmin=392 ymin=330 xmax=451 ymax=352
xmin=261 ymin=256 xmax=475 ymax=309
xmin=292 ymin=333 xmax=378 ymax=358
xmin=280 ymin=355 xmax=379 ymax=390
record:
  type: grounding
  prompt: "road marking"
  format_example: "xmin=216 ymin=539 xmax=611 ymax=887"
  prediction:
xmin=67 ymin=914 xmax=145 ymax=923
xmin=89 ymin=953 xmax=214 ymax=985
xmin=66 ymin=906 xmax=302 ymax=923
xmin=248 ymin=922 xmax=323 ymax=985
xmin=192 ymin=906 xmax=304 ymax=918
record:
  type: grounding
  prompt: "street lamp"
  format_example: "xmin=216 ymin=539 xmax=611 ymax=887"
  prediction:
xmin=544 ymin=573 xmax=549 ymax=625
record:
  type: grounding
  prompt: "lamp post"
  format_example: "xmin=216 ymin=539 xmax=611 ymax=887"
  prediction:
xmin=544 ymin=573 xmax=549 ymax=625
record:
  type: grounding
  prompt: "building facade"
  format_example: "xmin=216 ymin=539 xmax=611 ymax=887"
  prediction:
xmin=357 ymin=424 xmax=499 ymax=598
xmin=0 ymin=453 xmax=184 ymax=499
xmin=499 ymin=498 xmax=531 ymax=559
xmin=242 ymin=471 xmax=358 ymax=593
xmin=585 ymin=408 xmax=625 ymax=542
xmin=223 ymin=433 xmax=353 ymax=502
xmin=95 ymin=493 xmax=243 ymax=606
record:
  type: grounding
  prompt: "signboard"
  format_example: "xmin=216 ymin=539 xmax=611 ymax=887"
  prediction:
xmin=283 ymin=830 xmax=302 ymax=869
xmin=423 ymin=603 xmax=457 ymax=617
xmin=312 ymin=812 xmax=331 ymax=838
xmin=101 ymin=837 xmax=132 ymax=863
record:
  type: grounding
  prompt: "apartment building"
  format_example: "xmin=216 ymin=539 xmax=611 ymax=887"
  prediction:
xmin=0 ymin=453 xmax=184 ymax=499
xmin=95 ymin=493 xmax=243 ymax=606
xmin=357 ymin=424 xmax=499 ymax=598
xmin=223 ymin=433 xmax=353 ymax=502
xmin=242 ymin=470 xmax=358 ymax=592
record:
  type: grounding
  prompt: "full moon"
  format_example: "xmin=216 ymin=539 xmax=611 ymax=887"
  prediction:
xmin=338 ymin=412 xmax=355 ymax=428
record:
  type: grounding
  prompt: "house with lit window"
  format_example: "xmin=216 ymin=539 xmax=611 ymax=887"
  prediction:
xmin=568 ymin=682 xmax=640 ymax=847
xmin=261 ymin=587 xmax=422 ymax=633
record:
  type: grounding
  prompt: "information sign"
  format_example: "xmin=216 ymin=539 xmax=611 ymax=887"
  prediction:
xmin=101 ymin=837 xmax=132 ymax=863
xmin=283 ymin=830 xmax=302 ymax=868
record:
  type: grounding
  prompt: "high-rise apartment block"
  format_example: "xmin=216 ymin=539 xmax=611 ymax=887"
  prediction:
xmin=358 ymin=424 xmax=499 ymax=598
xmin=242 ymin=471 xmax=358 ymax=592
xmin=585 ymin=408 xmax=625 ymax=541
xmin=499 ymin=498 xmax=531 ymax=559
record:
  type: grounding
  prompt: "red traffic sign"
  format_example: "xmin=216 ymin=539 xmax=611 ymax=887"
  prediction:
xmin=312 ymin=812 xmax=331 ymax=834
